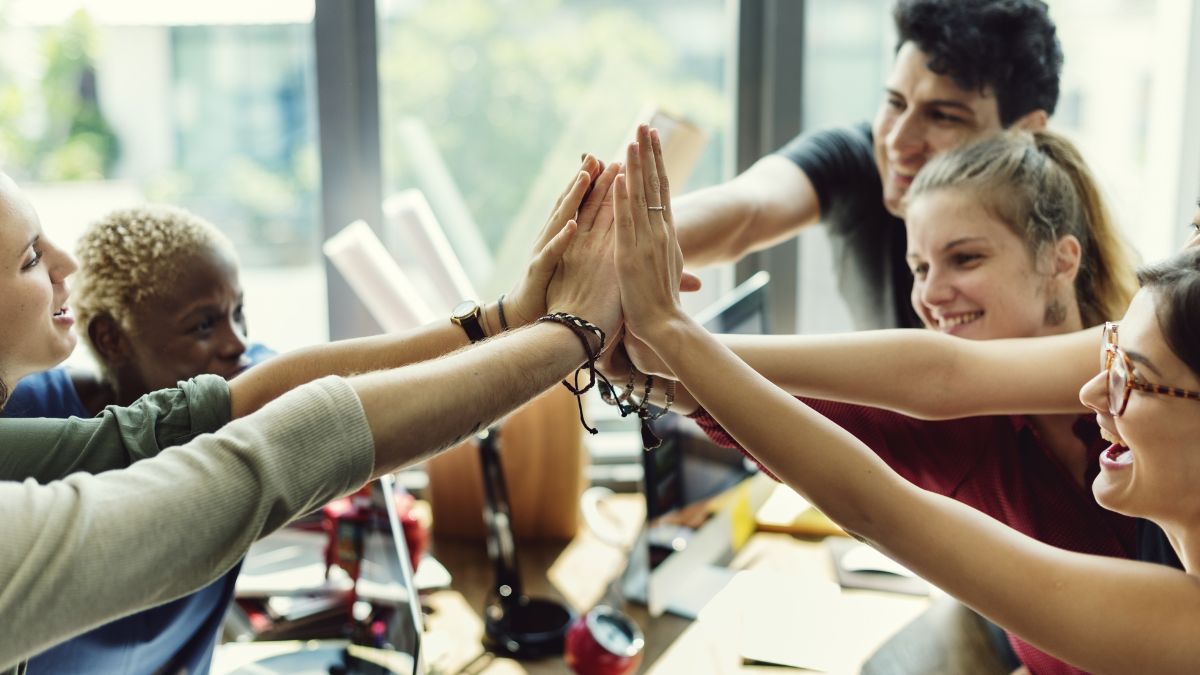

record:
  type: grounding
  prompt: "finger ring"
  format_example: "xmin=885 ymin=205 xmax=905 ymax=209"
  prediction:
xmin=647 ymin=206 xmax=665 ymax=212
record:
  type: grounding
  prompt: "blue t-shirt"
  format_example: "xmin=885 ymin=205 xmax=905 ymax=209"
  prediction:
xmin=7 ymin=345 xmax=274 ymax=674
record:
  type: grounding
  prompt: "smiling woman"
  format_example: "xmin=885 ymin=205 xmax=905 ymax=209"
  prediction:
xmin=0 ymin=174 xmax=78 ymax=405
xmin=904 ymin=129 xmax=1137 ymax=339
xmin=616 ymin=126 xmax=1200 ymax=673
xmin=614 ymin=126 xmax=1144 ymax=675
xmin=0 ymin=203 xmax=262 ymax=674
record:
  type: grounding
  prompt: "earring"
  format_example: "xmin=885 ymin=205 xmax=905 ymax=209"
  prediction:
xmin=1044 ymin=297 xmax=1067 ymax=326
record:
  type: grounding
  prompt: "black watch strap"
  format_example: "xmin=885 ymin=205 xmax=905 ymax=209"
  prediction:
xmin=451 ymin=300 xmax=487 ymax=343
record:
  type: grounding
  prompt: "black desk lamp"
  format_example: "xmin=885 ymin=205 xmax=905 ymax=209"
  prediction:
xmin=477 ymin=426 xmax=574 ymax=658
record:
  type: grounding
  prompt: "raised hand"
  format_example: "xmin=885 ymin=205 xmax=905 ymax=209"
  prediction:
xmin=505 ymin=155 xmax=617 ymax=329
xmin=545 ymin=160 xmax=624 ymax=343
xmin=614 ymin=125 xmax=688 ymax=347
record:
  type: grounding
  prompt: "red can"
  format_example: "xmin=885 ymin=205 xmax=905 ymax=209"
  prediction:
xmin=564 ymin=606 xmax=644 ymax=675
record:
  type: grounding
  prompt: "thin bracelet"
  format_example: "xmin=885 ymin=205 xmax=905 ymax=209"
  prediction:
xmin=648 ymin=379 xmax=677 ymax=420
xmin=497 ymin=293 xmax=509 ymax=331
xmin=634 ymin=374 xmax=663 ymax=450
xmin=634 ymin=374 xmax=654 ymax=419
xmin=599 ymin=365 xmax=637 ymax=417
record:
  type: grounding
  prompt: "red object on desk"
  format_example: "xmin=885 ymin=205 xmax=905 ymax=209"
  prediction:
xmin=322 ymin=486 xmax=428 ymax=582
xmin=564 ymin=606 xmax=644 ymax=675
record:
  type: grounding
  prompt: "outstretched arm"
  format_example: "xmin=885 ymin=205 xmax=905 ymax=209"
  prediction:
xmin=618 ymin=325 xmax=1097 ymax=419
xmin=228 ymin=156 xmax=618 ymax=419
xmin=615 ymin=124 xmax=1200 ymax=675
xmin=711 ymin=327 xmax=1097 ymax=418
xmin=674 ymin=154 xmax=819 ymax=268
xmin=0 ymin=168 xmax=625 ymax=667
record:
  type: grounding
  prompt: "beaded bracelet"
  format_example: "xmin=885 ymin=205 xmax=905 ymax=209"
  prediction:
xmin=634 ymin=374 xmax=663 ymax=450
xmin=647 ymin=379 xmax=677 ymax=421
xmin=599 ymin=366 xmax=637 ymax=417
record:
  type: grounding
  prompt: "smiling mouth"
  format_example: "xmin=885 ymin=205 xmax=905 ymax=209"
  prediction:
xmin=1099 ymin=425 xmax=1128 ymax=449
xmin=936 ymin=311 xmax=984 ymax=331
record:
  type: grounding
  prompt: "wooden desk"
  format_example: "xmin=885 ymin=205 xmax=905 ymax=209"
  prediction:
xmin=421 ymin=495 xmax=930 ymax=674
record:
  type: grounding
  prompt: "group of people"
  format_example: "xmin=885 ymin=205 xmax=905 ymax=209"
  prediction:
xmin=3 ymin=0 xmax=1200 ymax=673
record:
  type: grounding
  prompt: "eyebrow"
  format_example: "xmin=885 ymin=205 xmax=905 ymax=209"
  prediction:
xmin=885 ymin=89 xmax=977 ymax=115
xmin=1125 ymin=349 xmax=1164 ymax=378
xmin=177 ymin=294 xmax=245 ymax=319
xmin=906 ymin=237 xmax=989 ymax=261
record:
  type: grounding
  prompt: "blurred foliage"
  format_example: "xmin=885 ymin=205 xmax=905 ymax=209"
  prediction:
xmin=0 ymin=0 xmax=726 ymax=267
xmin=0 ymin=9 xmax=121 ymax=180
xmin=378 ymin=0 xmax=728 ymax=247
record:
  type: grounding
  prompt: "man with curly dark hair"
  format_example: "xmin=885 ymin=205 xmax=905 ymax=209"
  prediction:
xmin=674 ymin=0 xmax=1062 ymax=331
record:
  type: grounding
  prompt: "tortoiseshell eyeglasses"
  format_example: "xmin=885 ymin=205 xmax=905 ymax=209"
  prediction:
xmin=1101 ymin=322 xmax=1200 ymax=416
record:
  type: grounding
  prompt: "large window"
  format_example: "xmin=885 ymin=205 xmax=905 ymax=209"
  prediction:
xmin=375 ymin=0 xmax=731 ymax=313
xmin=0 ymin=1 xmax=325 ymax=356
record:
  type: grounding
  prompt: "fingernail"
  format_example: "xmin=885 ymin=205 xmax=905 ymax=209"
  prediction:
xmin=651 ymin=128 xmax=660 ymax=142
xmin=580 ymin=153 xmax=588 ymax=162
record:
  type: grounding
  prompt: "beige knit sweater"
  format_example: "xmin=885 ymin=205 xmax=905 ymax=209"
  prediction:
xmin=0 ymin=376 xmax=375 ymax=670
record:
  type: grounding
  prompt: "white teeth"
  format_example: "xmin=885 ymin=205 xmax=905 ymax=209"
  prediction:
xmin=937 ymin=311 xmax=984 ymax=330
xmin=1100 ymin=427 xmax=1127 ymax=447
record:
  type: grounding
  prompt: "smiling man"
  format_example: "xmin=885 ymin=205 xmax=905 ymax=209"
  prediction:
xmin=675 ymin=0 xmax=1062 ymax=330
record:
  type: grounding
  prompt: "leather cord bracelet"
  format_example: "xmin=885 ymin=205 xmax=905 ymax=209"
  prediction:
xmin=536 ymin=312 xmax=610 ymax=434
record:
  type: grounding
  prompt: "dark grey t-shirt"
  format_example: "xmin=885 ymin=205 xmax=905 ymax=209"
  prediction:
xmin=777 ymin=122 xmax=922 ymax=330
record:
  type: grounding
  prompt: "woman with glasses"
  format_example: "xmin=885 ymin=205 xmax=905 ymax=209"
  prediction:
xmin=616 ymin=127 xmax=1200 ymax=673
xmin=612 ymin=126 xmax=1173 ymax=674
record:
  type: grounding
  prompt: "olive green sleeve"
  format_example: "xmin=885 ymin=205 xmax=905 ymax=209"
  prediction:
xmin=0 ymin=376 xmax=375 ymax=669
xmin=0 ymin=375 xmax=232 ymax=483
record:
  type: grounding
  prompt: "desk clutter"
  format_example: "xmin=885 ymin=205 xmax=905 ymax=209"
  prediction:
xmin=214 ymin=477 xmax=427 ymax=675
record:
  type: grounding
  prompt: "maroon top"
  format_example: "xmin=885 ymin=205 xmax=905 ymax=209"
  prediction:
xmin=690 ymin=399 xmax=1135 ymax=675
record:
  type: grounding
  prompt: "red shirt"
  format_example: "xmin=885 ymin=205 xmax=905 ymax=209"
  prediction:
xmin=691 ymin=399 xmax=1135 ymax=675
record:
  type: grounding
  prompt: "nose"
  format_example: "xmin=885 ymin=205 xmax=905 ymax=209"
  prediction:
xmin=918 ymin=266 xmax=956 ymax=310
xmin=1079 ymin=369 xmax=1109 ymax=415
xmin=217 ymin=319 xmax=249 ymax=362
xmin=886 ymin=109 xmax=926 ymax=159
xmin=48 ymin=240 xmax=78 ymax=282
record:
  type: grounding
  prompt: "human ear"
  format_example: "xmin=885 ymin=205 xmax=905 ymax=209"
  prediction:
xmin=1051 ymin=234 xmax=1083 ymax=283
xmin=87 ymin=314 xmax=133 ymax=368
xmin=1010 ymin=109 xmax=1049 ymax=132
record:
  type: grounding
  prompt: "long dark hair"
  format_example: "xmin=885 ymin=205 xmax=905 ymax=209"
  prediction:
xmin=1136 ymin=248 xmax=1200 ymax=378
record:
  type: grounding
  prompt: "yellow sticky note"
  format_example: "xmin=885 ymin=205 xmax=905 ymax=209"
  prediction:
xmin=729 ymin=482 xmax=754 ymax=550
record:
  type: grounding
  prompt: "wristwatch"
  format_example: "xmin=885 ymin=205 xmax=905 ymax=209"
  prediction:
xmin=451 ymin=300 xmax=487 ymax=343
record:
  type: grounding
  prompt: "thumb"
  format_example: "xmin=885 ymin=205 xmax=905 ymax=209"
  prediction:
xmin=679 ymin=270 xmax=703 ymax=293
xmin=530 ymin=219 xmax=578 ymax=281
